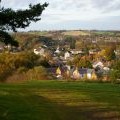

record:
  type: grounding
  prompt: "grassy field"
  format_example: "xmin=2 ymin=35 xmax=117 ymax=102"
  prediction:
xmin=62 ymin=30 xmax=90 ymax=36
xmin=0 ymin=80 xmax=120 ymax=120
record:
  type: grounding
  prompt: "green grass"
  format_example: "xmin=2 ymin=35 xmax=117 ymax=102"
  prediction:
xmin=0 ymin=80 xmax=120 ymax=120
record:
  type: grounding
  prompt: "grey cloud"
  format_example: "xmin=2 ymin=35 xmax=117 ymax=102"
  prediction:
xmin=49 ymin=0 xmax=120 ymax=13
xmin=2 ymin=0 xmax=120 ymax=30
xmin=49 ymin=0 xmax=88 ymax=12
xmin=91 ymin=0 xmax=120 ymax=13
xmin=3 ymin=0 xmax=120 ymax=12
xmin=26 ymin=15 xmax=120 ymax=31
xmin=103 ymin=1 xmax=120 ymax=13
xmin=2 ymin=0 xmax=46 ymax=9
xmin=91 ymin=0 xmax=113 ymax=8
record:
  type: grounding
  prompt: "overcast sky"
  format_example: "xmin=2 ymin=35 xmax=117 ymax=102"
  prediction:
xmin=1 ymin=0 xmax=120 ymax=31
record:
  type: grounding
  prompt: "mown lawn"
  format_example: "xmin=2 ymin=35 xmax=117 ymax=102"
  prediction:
xmin=0 ymin=80 xmax=120 ymax=120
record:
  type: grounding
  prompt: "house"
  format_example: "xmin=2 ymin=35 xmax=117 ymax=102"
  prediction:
xmin=93 ymin=61 xmax=111 ymax=80
xmin=56 ymin=67 xmax=62 ymax=79
xmin=103 ymin=67 xmax=110 ymax=71
xmin=71 ymin=50 xmax=84 ymax=55
xmin=34 ymin=47 xmax=45 ymax=56
xmin=72 ymin=68 xmax=97 ymax=80
xmin=72 ymin=68 xmax=81 ymax=79
xmin=87 ymin=69 xmax=97 ymax=80
xmin=72 ymin=68 xmax=87 ymax=79
xmin=89 ymin=49 xmax=99 ymax=55
xmin=56 ymin=67 xmax=61 ymax=75
xmin=79 ymin=68 xmax=87 ymax=79
xmin=64 ymin=51 xmax=71 ymax=60
xmin=56 ymin=67 xmax=67 ymax=79
xmin=55 ymin=46 xmax=61 ymax=54
xmin=93 ymin=61 xmax=104 ymax=69
xmin=114 ymin=50 xmax=120 ymax=59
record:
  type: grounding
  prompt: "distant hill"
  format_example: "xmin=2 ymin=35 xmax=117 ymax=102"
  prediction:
xmin=11 ymin=30 xmax=120 ymax=51
xmin=62 ymin=30 xmax=90 ymax=36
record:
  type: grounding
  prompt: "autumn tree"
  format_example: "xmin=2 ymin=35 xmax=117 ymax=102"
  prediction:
xmin=0 ymin=52 xmax=47 ymax=81
xmin=0 ymin=0 xmax=48 ymax=46
xmin=104 ymin=46 xmax=116 ymax=61
xmin=109 ymin=60 xmax=120 ymax=81
xmin=69 ymin=55 xmax=92 ymax=68
xmin=65 ymin=36 xmax=76 ymax=49
xmin=77 ymin=57 xmax=92 ymax=68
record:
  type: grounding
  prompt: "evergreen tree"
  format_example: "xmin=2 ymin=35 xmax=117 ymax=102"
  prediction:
xmin=0 ymin=1 xmax=48 ymax=46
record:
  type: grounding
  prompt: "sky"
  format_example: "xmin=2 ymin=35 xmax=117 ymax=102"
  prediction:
xmin=1 ymin=0 xmax=120 ymax=31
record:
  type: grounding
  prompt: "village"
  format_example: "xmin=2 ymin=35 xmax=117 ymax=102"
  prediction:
xmin=1 ymin=1 xmax=120 ymax=119
xmin=0 ymin=30 xmax=120 ymax=81
xmin=33 ymin=32 xmax=120 ymax=81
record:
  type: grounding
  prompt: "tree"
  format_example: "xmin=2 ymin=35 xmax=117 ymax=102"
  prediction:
xmin=71 ymin=55 xmax=92 ymax=68
xmin=0 ymin=30 xmax=19 ymax=46
xmin=104 ymin=46 xmax=116 ymax=61
xmin=66 ymin=36 xmax=76 ymax=49
xmin=77 ymin=58 xmax=92 ymax=68
xmin=109 ymin=60 xmax=120 ymax=81
xmin=111 ymin=60 xmax=120 ymax=70
xmin=0 ymin=1 xmax=48 ymax=46
xmin=109 ymin=69 xmax=120 ymax=82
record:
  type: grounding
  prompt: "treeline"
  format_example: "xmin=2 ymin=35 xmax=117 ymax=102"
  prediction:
xmin=0 ymin=52 xmax=53 ymax=82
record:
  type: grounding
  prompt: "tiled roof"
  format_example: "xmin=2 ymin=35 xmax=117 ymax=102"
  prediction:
xmin=78 ymin=68 xmax=87 ymax=74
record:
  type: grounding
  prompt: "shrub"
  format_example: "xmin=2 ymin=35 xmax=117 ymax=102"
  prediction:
xmin=6 ymin=72 xmax=28 ymax=83
xmin=26 ymin=66 xmax=52 ymax=80
xmin=109 ymin=69 xmax=120 ymax=83
xmin=0 ymin=52 xmax=53 ymax=82
xmin=0 ymin=64 xmax=14 ymax=82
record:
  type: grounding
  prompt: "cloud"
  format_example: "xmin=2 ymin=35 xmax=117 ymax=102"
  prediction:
xmin=91 ymin=0 xmax=120 ymax=14
xmin=91 ymin=0 xmax=112 ymax=9
xmin=1 ymin=0 xmax=120 ymax=30
xmin=2 ymin=0 xmax=45 ymax=9
xmin=103 ymin=0 xmax=120 ymax=13
xmin=25 ymin=16 xmax=120 ymax=31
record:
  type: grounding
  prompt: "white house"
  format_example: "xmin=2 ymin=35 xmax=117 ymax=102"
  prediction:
xmin=64 ymin=51 xmax=71 ymax=60
xmin=87 ymin=69 xmax=93 ymax=79
xmin=103 ymin=67 xmax=110 ymax=71
xmin=55 ymin=46 xmax=61 ymax=54
xmin=34 ymin=47 xmax=45 ymax=56
xmin=87 ymin=69 xmax=97 ymax=80
xmin=89 ymin=49 xmax=98 ymax=55
xmin=71 ymin=50 xmax=84 ymax=55
xmin=93 ymin=61 xmax=104 ymax=69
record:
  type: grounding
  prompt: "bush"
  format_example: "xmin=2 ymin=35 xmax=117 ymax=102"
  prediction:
xmin=6 ymin=72 xmax=28 ymax=83
xmin=0 ymin=52 xmax=54 ymax=82
xmin=26 ymin=66 xmax=52 ymax=80
xmin=6 ymin=66 xmax=54 ymax=83
xmin=0 ymin=52 xmax=40 ymax=82
xmin=109 ymin=69 xmax=120 ymax=83
xmin=13 ymin=52 xmax=39 ymax=69
xmin=17 ymin=67 xmax=28 ymax=73
xmin=0 ymin=64 xmax=14 ymax=82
